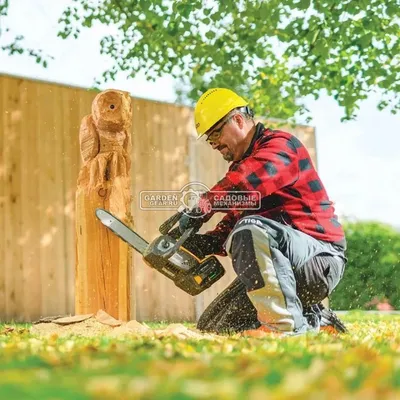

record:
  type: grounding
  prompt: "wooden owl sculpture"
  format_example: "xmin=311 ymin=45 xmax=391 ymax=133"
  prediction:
xmin=78 ymin=89 xmax=132 ymax=187
xmin=75 ymin=89 xmax=133 ymax=321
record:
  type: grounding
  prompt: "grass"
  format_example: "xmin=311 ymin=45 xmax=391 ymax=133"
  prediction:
xmin=1 ymin=313 xmax=400 ymax=399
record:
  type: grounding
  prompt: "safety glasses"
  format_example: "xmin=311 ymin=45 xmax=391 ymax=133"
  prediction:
xmin=204 ymin=115 xmax=233 ymax=144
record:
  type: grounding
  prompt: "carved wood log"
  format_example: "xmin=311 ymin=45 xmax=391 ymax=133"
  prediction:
xmin=75 ymin=89 xmax=133 ymax=321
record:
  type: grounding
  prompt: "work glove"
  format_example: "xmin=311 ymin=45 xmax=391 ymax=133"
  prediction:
xmin=179 ymin=208 xmax=205 ymax=234
xmin=179 ymin=197 xmax=212 ymax=234
xmin=168 ymin=229 xmax=222 ymax=258
xmin=169 ymin=227 xmax=224 ymax=258
xmin=184 ymin=234 xmax=225 ymax=258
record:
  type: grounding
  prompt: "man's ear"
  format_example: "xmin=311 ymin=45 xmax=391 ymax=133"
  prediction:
xmin=233 ymin=113 xmax=245 ymax=129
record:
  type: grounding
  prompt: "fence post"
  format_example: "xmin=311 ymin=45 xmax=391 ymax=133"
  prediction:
xmin=75 ymin=89 xmax=133 ymax=321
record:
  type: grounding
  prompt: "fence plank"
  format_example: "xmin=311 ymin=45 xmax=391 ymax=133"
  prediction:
xmin=157 ymin=102 xmax=195 ymax=321
xmin=3 ymin=77 xmax=24 ymax=321
xmin=20 ymin=81 xmax=42 ymax=320
xmin=0 ymin=75 xmax=6 ymax=316
xmin=36 ymin=83 xmax=66 ymax=317
xmin=130 ymin=98 xmax=154 ymax=320
xmin=61 ymin=87 xmax=78 ymax=315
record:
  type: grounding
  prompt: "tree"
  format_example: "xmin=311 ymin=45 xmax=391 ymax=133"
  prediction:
xmin=57 ymin=0 xmax=400 ymax=121
xmin=0 ymin=0 xmax=51 ymax=67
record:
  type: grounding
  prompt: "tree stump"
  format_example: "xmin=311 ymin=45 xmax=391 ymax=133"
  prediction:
xmin=75 ymin=89 xmax=133 ymax=321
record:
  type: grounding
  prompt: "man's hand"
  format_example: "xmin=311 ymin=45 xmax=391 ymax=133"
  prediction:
xmin=183 ymin=234 xmax=225 ymax=258
xmin=179 ymin=197 xmax=213 ymax=234
xmin=179 ymin=208 xmax=204 ymax=234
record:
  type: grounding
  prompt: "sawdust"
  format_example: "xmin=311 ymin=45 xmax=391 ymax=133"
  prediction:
xmin=30 ymin=310 xmax=220 ymax=340
xmin=31 ymin=317 xmax=114 ymax=338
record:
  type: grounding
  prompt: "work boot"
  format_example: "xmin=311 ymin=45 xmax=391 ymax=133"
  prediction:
xmin=310 ymin=303 xmax=348 ymax=334
xmin=303 ymin=306 xmax=321 ymax=331
xmin=241 ymin=325 xmax=282 ymax=338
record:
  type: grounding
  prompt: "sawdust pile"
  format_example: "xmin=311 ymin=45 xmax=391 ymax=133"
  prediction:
xmin=30 ymin=310 xmax=218 ymax=340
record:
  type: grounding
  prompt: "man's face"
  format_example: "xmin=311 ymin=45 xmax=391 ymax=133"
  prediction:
xmin=204 ymin=114 xmax=248 ymax=162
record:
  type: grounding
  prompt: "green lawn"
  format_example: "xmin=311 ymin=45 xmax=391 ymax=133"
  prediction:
xmin=1 ymin=312 xmax=399 ymax=399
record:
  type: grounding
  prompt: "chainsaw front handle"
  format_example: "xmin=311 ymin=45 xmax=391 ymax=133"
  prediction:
xmin=161 ymin=227 xmax=195 ymax=259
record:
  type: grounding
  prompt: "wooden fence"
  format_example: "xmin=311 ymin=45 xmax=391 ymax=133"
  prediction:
xmin=0 ymin=74 xmax=317 ymax=322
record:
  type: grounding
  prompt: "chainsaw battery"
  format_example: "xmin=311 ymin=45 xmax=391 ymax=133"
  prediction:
xmin=143 ymin=236 xmax=225 ymax=296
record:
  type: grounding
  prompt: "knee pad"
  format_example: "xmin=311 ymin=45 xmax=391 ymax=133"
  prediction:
xmin=230 ymin=229 xmax=265 ymax=292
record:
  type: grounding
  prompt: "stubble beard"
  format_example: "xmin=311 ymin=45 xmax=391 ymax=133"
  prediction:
xmin=223 ymin=151 xmax=234 ymax=162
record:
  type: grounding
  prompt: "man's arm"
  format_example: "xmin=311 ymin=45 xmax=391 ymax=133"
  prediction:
xmin=181 ymin=211 xmax=241 ymax=257
xmin=204 ymin=211 xmax=242 ymax=256
xmin=201 ymin=136 xmax=300 ymax=218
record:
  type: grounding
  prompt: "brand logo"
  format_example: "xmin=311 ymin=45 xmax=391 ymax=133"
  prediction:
xmin=239 ymin=218 xmax=263 ymax=226
xmin=139 ymin=181 xmax=261 ymax=217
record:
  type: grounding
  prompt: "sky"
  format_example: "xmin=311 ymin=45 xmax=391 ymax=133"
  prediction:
xmin=1 ymin=0 xmax=399 ymax=227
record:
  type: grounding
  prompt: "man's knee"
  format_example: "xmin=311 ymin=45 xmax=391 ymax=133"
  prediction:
xmin=226 ymin=216 xmax=283 ymax=292
xmin=230 ymin=229 xmax=265 ymax=292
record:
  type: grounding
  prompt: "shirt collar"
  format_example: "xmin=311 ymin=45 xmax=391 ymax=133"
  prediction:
xmin=241 ymin=122 xmax=265 ymax=160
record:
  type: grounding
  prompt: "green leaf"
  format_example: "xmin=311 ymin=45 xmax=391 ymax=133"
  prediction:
xmin=314 ymin=39 xmax=329 ymax=58
xmin=386 ymin=4 xmax=397 ymax=17
xmin=359 ymin=33 xmax=372 ymax=49
xmin=205 ymin=31 xmax=215 ymax=40
xmin=210 ymin=13 xmax=220 ymax=22
xmin=176 ymin=3 xmax=192 ymax=19
xmin=297 ymin=0 xmax=311 ymax=11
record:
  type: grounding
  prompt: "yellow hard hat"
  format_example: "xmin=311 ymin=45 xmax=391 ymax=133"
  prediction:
xmin=194 ymin=88 xmax=248 ymax=136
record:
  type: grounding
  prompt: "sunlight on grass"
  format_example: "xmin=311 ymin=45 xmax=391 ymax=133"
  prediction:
xmin=0 ymin=313 xmax=399 ymax=399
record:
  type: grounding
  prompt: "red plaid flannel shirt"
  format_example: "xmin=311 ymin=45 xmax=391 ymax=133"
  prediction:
xmin=200 ymin=123 xmax=345 ymax=255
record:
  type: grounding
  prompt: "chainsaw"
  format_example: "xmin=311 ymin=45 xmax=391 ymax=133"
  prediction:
xmin=95 ymin=208 xmax=225 ymax=296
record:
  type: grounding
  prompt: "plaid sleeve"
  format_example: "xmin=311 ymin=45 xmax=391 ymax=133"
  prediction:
xmin=202 ymin=136 xmax=299 ymax=213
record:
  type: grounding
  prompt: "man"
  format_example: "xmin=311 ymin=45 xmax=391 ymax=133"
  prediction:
xmin=180 ymin=88 xmax=347 ymax=336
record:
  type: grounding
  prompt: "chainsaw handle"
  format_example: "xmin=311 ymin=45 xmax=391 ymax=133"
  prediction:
xmin=168 ymin=227 xmax=182 ymax=240
xmin=159 ymin=211 xmax=183 ymax=235
xmin=161 ymin=227 xmax=195 ymax=259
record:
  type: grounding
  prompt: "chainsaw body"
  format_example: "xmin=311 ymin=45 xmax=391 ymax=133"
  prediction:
xmin=143 ymin=234 xmax=225 ymax=295
xmin=96 ymin=209 xmax=225 ymax=296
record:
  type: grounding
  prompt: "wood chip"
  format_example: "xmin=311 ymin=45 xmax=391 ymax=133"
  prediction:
xmin=1 ymin=326 xmax=15 ymax=335
xmin=155 ymin=323 xmax=204 ymax=339
xmin=53 ymin=314 xmax=94 ymax=325
xmin=95 ymin=309 xmax=123 ymax=327
xmin=126 ymin=320 xmax=150 ymax=333
xmin=33 ymin=315 xmax=67 ymax=325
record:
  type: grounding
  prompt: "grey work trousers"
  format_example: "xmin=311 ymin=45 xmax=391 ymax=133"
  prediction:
xmin=224 ymin=215 xmax=346 ymax=334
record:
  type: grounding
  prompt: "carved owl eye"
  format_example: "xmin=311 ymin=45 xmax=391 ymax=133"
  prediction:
xmin=110 ymin=104 xmax=115 ymax=109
